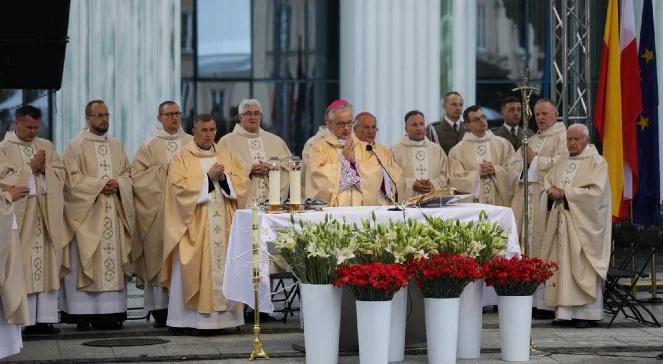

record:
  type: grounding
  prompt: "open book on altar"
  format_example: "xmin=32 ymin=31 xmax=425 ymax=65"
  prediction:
xmin=403 ymin=188 xmax=472 ymax=208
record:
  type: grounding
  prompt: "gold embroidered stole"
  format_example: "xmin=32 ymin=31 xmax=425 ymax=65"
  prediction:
xmin=198 ymin=156 xmax=229 ymax=310
xmin=246 ymin=138 xmax=268 ymax=200
xmin=94 ymin=142 xmax=121 ymax=291
xmin=474 ymin=141 xmax=495 ymax=204
xmin=411 ymin=147 xmax=429 ymax=180
xmin=165 ymin=139 xmax=181 ymax=162
xmin=17 ymin=143 xmax=47 ymax=292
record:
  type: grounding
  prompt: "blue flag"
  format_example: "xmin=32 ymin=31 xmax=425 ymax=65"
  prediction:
xmin=633 ymin=0 xmax=660 ymax=226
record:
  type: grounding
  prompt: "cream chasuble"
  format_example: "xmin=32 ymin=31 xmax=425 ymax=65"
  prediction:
xmin=540 ymin=145 xmax=611 ymax=312
xmin=353 ymin=137 xmax=403 ymax=206
xmin=131 ymin=129 xmax=192 ymax=284
xmin=511 ymin=122 xmax=568 ymax=254
xmin=448 ymin=132 xmax=520 ymax=207
xmin=0 ymin=132 xmax=65 ymax=295
xmin=162 ymin=142 xmax=249 ymax=314
xmin=304 ymin=134 xmax=388 ymax=207
xmin=217 ymin=125 xmax=291 ymax=208
xmin=0 ymin=192 xmax=30 ymax=325
xmin=302 ymin=126 xmax=330 ymax=191
xmin=392 ymin=136 xmax=448 ymax=202
xmin=62 ymin=129 xmax=135 ymax=292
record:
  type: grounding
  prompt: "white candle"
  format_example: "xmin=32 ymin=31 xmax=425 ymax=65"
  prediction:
xmin=290 ymin=170 xmax=302 ymax=205
xmin=289 ymin=170 xmax=301 ymax=204
xmin=251 ymin=206 xmax=259 ymax=269
xmin=268 ymin=170 xmax=280 ymax=205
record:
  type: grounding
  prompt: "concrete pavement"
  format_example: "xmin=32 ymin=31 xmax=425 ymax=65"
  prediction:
xmin=2 ymin=282 xmax=663 ymax=363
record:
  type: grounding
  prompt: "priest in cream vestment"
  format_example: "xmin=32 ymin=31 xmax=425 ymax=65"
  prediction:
xmin=302 ymin=99 xmax=348 ymax=192
xmin=352 ymin=112 xmax=401 ymax=205
xmin=509 ymin=100 xmax=567 ymax=317
xmin=511 ymin=100 xmax=568 ymax=254
xmin=131 ymin=101 xmax=192 ymax=327
xmin=0 ymin=106 xmax=65 ymax=335
xmin=217 ymin=99 xmax=291 ymax=209
xmin=448 ymin=106 xmax=520 ymax=206
xmin=539 ymin=124 xmax=610 ymax=328
xmin=0 ymin=186 xmax=30 ymax=358
xmin=161 ymin=114 xmax=249 ymax=331
xmin=305 ymin=102 xmax=396 ymax=206
xmin=61 ymin=100 xmax=135 ymax=330
xmin=391 ymin=110 xmax=448 ymax=202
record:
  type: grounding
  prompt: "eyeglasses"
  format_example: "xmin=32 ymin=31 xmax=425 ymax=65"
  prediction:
xmin=242 ymin=111 xmax=262 ymax=117
xmin=335 ymin=121 xmax=353 ymax=128
xmin=159 ymin=111 xmax=182 ymax=117
xmin=88 ymin=113 xmax=110 ymax=119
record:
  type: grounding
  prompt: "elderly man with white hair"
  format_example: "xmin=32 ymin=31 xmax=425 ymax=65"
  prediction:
xmin=539 ymin=123 xmax=611 ymax=328
xmin=217 ymin=99 xmax=292 ymax=209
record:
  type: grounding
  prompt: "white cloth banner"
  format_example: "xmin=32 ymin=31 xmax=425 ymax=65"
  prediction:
xmin=223 ymin=204 xmax=520 ymax=313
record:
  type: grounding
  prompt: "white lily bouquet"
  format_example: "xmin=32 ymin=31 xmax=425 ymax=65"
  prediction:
xmin=352 ymin=212 xmax=433 ymax=264
xmin=424 ymin=210 xmax=507 ymax=263
xmin=274 ymin=214 xmax=356 ymax=284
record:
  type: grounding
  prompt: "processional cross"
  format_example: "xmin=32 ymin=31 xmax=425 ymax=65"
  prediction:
xmin=511 ymin=71 xmax=538 ymax=256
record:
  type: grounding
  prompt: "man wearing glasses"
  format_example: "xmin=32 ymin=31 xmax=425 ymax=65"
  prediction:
xmin=305 ymin=100 xmax=366 ymax=206
xmin=448 ymin=105 xmax=520 ymax=207
xmin=351 ymin=112 xmax=402 ymax=205
xmin=60 ymin=100 xmax=135 ymax=331
xmin=217 ymin=99 xmax=292 ymax=209
xmin=131 ymin=101 xmax=192 ymax=328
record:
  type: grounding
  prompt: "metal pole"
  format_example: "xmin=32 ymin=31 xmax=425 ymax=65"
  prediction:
xmin=249 ymin=203 xmax=268 ymax=360
xmin=513 ymin=72 xmax=539 ymax=256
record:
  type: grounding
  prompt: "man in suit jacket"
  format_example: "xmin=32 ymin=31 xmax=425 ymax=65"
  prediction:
xmin=426 ymin=91 xmax=465 ymax=154
xmin=491 ymin=96 xmax=534 ymax=151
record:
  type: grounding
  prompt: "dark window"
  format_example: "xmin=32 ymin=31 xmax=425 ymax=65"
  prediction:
xmin=182 ymin=0 xmax=339 ymax=155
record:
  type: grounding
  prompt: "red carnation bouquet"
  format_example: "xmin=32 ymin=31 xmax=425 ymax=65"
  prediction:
xmin=408 ymin=253 xmax=484 ymax=298
xmin=484 ymin=255 xmax=559 ymax=296
xmin=333 ymin=262 xmax=409 ymax=301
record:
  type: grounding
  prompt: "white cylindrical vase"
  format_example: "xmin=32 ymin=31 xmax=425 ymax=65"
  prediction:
xmin=389 ymin=286 xmax=407 ymax=363
xmin=300 ymin=284 xmax=342 ymax=364
xmin=498 ymin=295 xmax=533 ymax=362
xmin=425 ymin=297 xmax=460 ymax=364
xmin=457 ymin=279 xmax=483 ymax=359
xmin=357 ymin=300 xmax=392 ymax=364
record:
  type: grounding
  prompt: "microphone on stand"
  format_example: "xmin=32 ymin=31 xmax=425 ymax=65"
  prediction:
xmin=366 ymin=144 xmax=402 ymax=211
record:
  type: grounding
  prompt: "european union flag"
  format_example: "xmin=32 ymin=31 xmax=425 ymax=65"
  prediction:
xmin=633 ymin=0 xmax=660 ymax=226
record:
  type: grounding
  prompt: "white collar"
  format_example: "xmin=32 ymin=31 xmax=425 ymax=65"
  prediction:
xmin=445 ymin=116 xmax=462 ymax=128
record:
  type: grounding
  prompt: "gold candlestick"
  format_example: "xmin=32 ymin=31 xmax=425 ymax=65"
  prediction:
xmin=249 ymin=203 xmax=268 ymax=360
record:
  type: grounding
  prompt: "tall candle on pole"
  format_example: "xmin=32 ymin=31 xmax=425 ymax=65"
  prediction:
xmin=249 ymin=201 xmax=268 ymax=360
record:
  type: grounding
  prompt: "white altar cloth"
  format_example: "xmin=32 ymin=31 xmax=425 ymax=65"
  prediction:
xmin=222 ymin=203 xmax=520 ymax=313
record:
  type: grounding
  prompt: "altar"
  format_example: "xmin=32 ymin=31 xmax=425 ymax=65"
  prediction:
xmin=222 ymin=203 xmax=520 ymax=314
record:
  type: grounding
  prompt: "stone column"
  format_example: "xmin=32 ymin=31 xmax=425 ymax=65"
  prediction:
xmin=54 ymin=0 xmax=180 ymax=157
xmin=340 ymin=0 xmax=441 ymax=146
